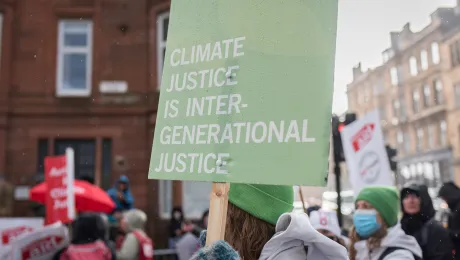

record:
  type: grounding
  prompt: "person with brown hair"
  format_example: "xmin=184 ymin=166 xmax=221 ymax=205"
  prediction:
xmin=190 ymin=183 xmax=348 ymax=260
xmin=349 ymin=186 xmax=422 ymax=260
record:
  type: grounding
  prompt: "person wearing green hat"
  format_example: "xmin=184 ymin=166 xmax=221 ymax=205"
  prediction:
xmin=190 ymin=183 xmax=348 ymax=260
xmin=349 ymin=186 xmax=422 ymax=260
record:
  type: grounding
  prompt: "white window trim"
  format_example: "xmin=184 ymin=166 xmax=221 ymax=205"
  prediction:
xmin=159 ymin=180 xmax=173 ymax=219
xmin=421 ymin=50 xmax=428 ymax=71
xmin=390 ymin=67 xmax=399 ymax=86
xmin=56 ymin=20 xmax=93 ymax=97
xmin=409 ymin=56 xmax=418 ymax=76
xmin=156 ymin=12 xmax=169 ymax=91
xmin=431 ymin=42 xmax=440 ymax=65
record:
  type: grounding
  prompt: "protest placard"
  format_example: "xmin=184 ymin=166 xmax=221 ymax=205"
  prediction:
xmin=45 ymin=148 xmax=75 ymax=225
xmin=149 ymin=0 xmax=339 ymax=244
xmin=149 ymin=0 xmax=338 ymax=186
xmin=0 ymin=218 xmax=44 ymax=247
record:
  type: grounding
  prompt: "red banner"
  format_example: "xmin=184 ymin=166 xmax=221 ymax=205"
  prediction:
xmin=45 ymin=155 xmax=71 ymax=225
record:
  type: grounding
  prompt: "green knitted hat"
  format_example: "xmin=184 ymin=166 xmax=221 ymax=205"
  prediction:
xmin=355 ymin=186 xmax=399 ymax=227
xmin=228 ymin=183 xmax=294 ymax=225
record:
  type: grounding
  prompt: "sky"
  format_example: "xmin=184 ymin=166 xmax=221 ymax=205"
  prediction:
xmin=333 ymin=0 xmax=457 ymax=114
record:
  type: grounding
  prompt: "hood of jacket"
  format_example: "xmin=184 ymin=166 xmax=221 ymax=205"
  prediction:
xmin=107 ymin=175 xmax=134 ymax=209
xmin=259 ymin=212 xmax=349 ymax=260
xmin=354 ymin=224 xmax=422 ymax=260
xmin=124 ymin=209 xmax=147 ymax=232
xmin=439 ymin=182 xmax=460 ymax=210
xmin=400 ymin=184 xmax=436 ymax=222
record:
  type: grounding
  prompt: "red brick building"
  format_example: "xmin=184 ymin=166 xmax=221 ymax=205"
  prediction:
xmin=0 ymin=0 xmax=211 ymax=245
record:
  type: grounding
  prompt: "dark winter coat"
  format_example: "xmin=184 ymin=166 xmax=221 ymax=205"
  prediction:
xmin=401 ymin=184 xmax=453 ymax=260
xmin=439 ymin=182 xmax=460 ymax=260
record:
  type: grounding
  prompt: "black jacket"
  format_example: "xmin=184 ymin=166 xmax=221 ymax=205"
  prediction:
xmin=439 ymin=182 xmax=460 ymax=259
xmin=401 ymin=184 xmax=453 ymax=260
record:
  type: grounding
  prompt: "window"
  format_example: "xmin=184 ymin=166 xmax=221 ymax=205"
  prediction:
xmin=101 ymin=139 xmax=112 ymax=190
xmin=403 ymin=131 xmax=411 ymax=153
xmin=439 ymin=120 xmax=447 ymax=147
xmin=416 ymin=127 xmax=424 ymax=152
xmin=428 ymin=125 xmax=435 ymax=149
xmin=423 ymin=84 xmax=431 ymax=107
xmin=412 ymin=89 xmax=420 ymax=114
xmin=392 ymin=100 xmax=399 ymax=118
xmin=409 ymin=56 xmax=418 ymax=76
xmin=56 ymin=20 xmax=93 ymax=97
xmin=390 ymin=67 xmax=399 ymax=86
xmin=182 ymin=182 xmax=212 ymax=219
xmin=156 ymin=12 xmax=170 ymax=90
xmin=431 ymin=42 xmax=440 ymax=65
xmin=421 ymin=50 xmax=429 ymax=70
xmin=54 ymin=139 xmax=96 ymax=180
xmin=433 ymin=79 xmax=444 ymax=105
xmin=159 ymin=180 xmax=173 ymax=218
xmin=455 ymin=84 xmax=460 ymax=108
xmin=400 ymin=97 xmax=407 ymax=120
xmin=37 ymin=139 xmax=49 ymax=175
xmin=397 ymin=131 xmax=404 ymax=149
xmin=450 ymin=40 xmax=460 ymax=67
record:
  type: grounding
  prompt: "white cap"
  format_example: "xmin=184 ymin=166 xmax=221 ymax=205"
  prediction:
xmin=309 ymin=209 xmax=342 ymax=239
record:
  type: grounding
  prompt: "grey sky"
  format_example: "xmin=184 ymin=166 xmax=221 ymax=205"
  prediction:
xmin=333 ymin=0 xmax=456 ymax=114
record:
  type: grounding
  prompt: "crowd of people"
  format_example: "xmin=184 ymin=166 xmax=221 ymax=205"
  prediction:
xmin=186 ymin=181 xmax=460 ymax=260
xmin=46 ymin=173 xmax=460 ymax=260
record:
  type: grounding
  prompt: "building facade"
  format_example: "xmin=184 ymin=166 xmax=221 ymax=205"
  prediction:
xmin=347 ymin=3 xmax=460 ymax=193
xmin=0 ymin=0 xmax=210 ymax=245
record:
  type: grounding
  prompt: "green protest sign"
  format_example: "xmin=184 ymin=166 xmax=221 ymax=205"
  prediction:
xmin=149 ymin=0 xmax=338 ymax=186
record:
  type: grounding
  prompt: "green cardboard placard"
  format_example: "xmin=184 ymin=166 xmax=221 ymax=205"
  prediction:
xmin=149 ymin=0 xmax=338 ymax=186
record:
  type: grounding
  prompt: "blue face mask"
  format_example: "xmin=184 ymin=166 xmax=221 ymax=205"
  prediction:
xmin=353 ymin=209 xmax=381 ymax=238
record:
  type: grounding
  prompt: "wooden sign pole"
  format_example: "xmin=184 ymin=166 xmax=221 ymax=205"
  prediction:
xmin=298 ymin=186 xmax=307 ymax=213
xmin=205 ymin=182 xmax=230 ymax=246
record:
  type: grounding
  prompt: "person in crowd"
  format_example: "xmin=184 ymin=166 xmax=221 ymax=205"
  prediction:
xmin=190 ymin=184 xmax=348 ymax=260
xmin=349 ymin=186 xmax=422 ymax=260
xmin=169 ymin=206 xmax=185 ymax=249
xmin=201 ymin=209 xmax=209 ymax=229
xmin=309 ymin=209 xmax=347 ymax=247
xmin=439 ymin=182 xmax=460 ymax=260
xmin=54 ymin=213 xmax=114 ymax=260
xmin=401 ymin=183 xmax=453 ymax=260
xmin=117 ymin=209 xmax=153 ymax=260
xmin=107 ymin=175 xmax=134 ymax=212
xmin=80 ymin=174 xmax=95 ymax=184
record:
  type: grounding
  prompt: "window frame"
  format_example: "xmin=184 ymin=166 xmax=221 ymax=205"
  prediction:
xmin=390 ymin=67 xmax=399 ymax=86
xmin=423 ymin=84 xmax=431 ymax=108
xmin=420 ymin=50 xmax=429 ymax=70
xmin=439 ymin=120 xmax=447 ymax=147
xmin=412 ymin=89 xmax=420 ymax=114
xmin=409 ymin=56 xmax=418 ymax=76
xmin=433 ymin=79 xmax=444 ymax=105
xmin=156 ymin=12 xmax=169 ymax=91
xmin=416 ymin=127 xmax=424 ymax=152
xmin=56 ymin=19 xmax=93 ymax=97
xmin=431 ymin=42 xmax=440 ymax=65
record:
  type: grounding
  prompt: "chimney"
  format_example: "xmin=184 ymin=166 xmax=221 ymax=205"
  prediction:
xmin=352 ymin=63 xmax=363 ymax=80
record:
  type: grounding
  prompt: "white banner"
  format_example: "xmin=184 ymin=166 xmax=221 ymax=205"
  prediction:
xmin=0 ymin=218 xmax=44 ymax=246
xmin=340 ymin=110 xmax=393 ymax=194
xmin=5 ymin=222 xmax=69 ymax=260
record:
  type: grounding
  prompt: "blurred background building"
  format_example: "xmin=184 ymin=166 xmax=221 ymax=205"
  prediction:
xmin=0 ymin=0 xmax=214 ymax=246
xmin=347 ymin=3 xmax=460 ymax=201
